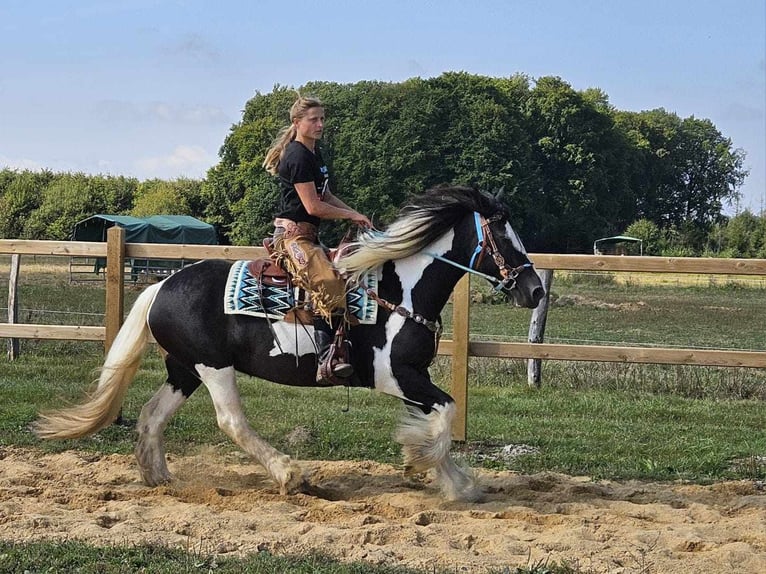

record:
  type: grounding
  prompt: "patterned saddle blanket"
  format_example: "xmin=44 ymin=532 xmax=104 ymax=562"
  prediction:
xmin=223 ymin=259 xmax=378 ymax=324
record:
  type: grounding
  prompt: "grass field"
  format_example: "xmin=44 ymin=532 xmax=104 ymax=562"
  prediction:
xmin=1 ymin=256 xmax=765 ymax=573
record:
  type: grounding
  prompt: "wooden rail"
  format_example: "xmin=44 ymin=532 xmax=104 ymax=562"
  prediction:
xmin=3 ymin=237 xmax=766 ymax=440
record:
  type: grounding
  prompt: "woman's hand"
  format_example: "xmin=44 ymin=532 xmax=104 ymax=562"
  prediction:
xmin=349 ymin=212 xmax=372 ymax=229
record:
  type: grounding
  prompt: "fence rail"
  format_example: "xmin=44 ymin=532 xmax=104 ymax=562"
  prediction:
xmin=4 ymin=235 xmax=766 ymax=439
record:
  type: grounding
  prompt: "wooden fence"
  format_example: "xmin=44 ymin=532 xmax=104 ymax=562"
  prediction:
xmin=3 ymin=229 xmax=766 ymax=440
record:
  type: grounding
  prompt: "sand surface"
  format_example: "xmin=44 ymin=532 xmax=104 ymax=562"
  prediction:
xmin=1 ymin=446 xmax=765 ymax=573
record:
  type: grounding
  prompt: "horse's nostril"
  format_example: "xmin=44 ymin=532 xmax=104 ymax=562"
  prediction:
xmin=532 ymin=286 xmax=545 ymax=305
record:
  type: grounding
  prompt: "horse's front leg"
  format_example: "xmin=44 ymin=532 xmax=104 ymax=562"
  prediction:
xmin=196 ymin=364 xmax=305 ymax=494
xmin=390 ymin=367 xmax=482 ymax=502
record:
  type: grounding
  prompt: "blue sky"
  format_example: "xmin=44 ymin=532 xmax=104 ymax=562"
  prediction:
xmin=1 ymin=0 xmax=764 ymax=214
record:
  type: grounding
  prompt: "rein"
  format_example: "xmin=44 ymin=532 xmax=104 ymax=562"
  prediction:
xmin=428 ymin=212 xmax=533 ymax=293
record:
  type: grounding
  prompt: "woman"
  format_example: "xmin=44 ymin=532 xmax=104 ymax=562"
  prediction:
xmin=263 ymin=95 xmax=371 ymax=384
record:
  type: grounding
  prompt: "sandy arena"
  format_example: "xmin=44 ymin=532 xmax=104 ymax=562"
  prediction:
xmin=1 ymin=446 xmax=765 ymax=573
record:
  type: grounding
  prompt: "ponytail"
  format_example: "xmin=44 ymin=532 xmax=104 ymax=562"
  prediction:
xmin=263 ymin=124 xmax=297 ymax=175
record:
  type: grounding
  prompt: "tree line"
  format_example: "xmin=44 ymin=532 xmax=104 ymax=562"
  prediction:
xmin=0 ymin=72 xmax=751 ymax=255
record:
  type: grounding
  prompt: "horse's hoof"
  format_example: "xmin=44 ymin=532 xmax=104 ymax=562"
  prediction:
xmin=402 ymin=465 xmax=427 ymax=478
xmin=142 ymin=473 xmax=173 ymax=487
xmin=278 ymin=465 xmax=308 ymax=495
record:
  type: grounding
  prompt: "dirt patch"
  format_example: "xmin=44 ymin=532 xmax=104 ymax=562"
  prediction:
xmin=553 ymin=294 xmax=647 ymax=311
xmin=1 ymin=447 xmax=765 ymax=573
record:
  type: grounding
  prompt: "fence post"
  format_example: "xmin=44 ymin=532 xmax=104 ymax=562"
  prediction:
xmin=451 ymin=275 xmax=470 ymax=441
xmin=6 ymin=254 xmax=20 ymax=360
xmin=105 ymin=226 xmax=125 ymax=353
xmin=527 ymin=269 xmax=554 ymax=387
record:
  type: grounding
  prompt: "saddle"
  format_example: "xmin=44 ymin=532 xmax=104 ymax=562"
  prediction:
xmin=247 ymin=252 xmax=290 ymax=288
xmin=223 ymin=239 xmax=378 ymax=325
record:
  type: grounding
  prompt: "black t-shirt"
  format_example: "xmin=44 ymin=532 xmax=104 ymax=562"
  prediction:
xmin=276 ymin=140 xmax=328 ymax=226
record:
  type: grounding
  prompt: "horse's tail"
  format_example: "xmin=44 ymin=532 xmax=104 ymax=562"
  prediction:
xmin=33 ymin=282 xmax=163 ymax=440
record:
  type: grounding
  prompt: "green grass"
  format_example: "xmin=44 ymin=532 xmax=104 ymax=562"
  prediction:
xmin=0 ymin=541 xmax=427 ymax=574
xmin=0 ymin=540 xmax=583 ymax=574
xmin=463 ymin=384 xmax=764 ymax=481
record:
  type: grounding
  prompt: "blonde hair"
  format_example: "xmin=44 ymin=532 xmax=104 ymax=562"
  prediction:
xmin=262 ymin=95 xmax=325 ymax=175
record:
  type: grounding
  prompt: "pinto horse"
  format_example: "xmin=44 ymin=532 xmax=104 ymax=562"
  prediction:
xmin=34 ymin=186 xmax=544 ymax=501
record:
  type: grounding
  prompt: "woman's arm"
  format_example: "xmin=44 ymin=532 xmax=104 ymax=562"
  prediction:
xmin=295 ymin=182 xmax=371 ymax=227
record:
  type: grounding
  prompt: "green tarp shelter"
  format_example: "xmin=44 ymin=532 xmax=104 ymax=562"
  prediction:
xmin=71 ymin=214 xmax=217 ymax=245
xmin=70 ymin=215 xmax=217 ymax=276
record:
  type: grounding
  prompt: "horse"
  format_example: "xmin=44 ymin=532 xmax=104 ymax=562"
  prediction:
xmin=33 ymin=185 xmax=545 ymax=501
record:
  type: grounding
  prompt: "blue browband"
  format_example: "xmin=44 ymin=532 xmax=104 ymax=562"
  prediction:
xmin=468 ymin=212 xmax=484 ymax=269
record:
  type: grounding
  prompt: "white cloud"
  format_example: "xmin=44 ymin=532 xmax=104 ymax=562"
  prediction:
xmin=96 ymin=100 xmax=230 ymax=125
xmin=135 ymin=145 xmax=215 ymax=179
xmin=0 ymin=155 xmax=45 ymax=171
xmin=0 ymin=154 xmax=80 ymax=173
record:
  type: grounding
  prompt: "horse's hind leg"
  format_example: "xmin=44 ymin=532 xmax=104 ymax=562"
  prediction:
xmin=136 ymin=355 xmax=200 ymax=486
xmin=196 ymin=364 xmax=304 ymax=494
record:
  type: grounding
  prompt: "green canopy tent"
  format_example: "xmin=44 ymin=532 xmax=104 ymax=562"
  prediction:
xmin=70 ymin=214 xmax=218 ymax=279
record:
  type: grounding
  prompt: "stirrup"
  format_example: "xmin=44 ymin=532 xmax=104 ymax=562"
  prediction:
xmin=316 ymin=337 xmax=353 ymax=384
xmin=317 ymin=359 xmax=354 ymax=383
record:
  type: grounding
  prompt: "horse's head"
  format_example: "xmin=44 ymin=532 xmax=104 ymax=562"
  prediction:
xmin=467 ymin=208 xmax=545 ymax=309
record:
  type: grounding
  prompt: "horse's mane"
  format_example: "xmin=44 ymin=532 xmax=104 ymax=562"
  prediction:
xmin=339 ymin=185 xmax=507 ymax=282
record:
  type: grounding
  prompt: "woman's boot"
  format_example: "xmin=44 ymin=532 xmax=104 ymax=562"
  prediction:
xmin=314 ymin=318 xmax=353 ymax=383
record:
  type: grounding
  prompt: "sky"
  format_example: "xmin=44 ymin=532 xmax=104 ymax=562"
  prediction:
xmin=1 ymin=0 xmax=764 ymax=214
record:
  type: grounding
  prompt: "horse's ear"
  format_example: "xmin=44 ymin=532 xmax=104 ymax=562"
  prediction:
xmin=493 ymin=186 xmax=506 ymax=201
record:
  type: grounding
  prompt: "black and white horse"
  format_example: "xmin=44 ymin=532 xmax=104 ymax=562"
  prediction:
xmin=34 ymin=186 xmax=544 ymax=501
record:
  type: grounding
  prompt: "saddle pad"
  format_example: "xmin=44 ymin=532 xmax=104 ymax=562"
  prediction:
xmin=224 ymin=260 xmax=378 ymax=324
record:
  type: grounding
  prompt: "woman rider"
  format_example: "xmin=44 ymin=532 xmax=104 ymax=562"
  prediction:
xmin=262 ymin=95 xmax=372 ymax=384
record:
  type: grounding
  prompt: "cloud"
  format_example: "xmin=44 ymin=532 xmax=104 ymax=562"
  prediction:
xmin=96 ymin=100 xmax=230 ymax=125
xmin=135 ymin=145 xmax=215 ymax=178
xmin=0 ymin=154 xmax=85 ymax=173
xmin=0 ymin=155 xmax=46 ymax=171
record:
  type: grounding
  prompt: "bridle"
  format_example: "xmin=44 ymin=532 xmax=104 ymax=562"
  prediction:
xmin=429 ymin=212 xmax=533 ymax=293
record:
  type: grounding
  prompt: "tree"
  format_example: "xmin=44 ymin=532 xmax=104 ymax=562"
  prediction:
xmin=131 ymin=179 xmax=198 ymax=217
xmin=624 ymin=219 xmax=662 ymax=255
xmin=0 ymin=170 xmax=53 ymax=238
xmin=719 ymin=210 xmax=760 ymax=257
xmin=520 ymin=77 xmax=635 ymax=252
xmin=22 ymin=174 xmax=92 ymax=239
xmin=21 ymin=173 xmax=137 ymax=240
xmin=190 ymin=74 xmax=749 ymax=252
xmin=675 ymin=117 xmax=747 ymax=226
xmin=614 ymin=109 xmax=747 ymax=241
